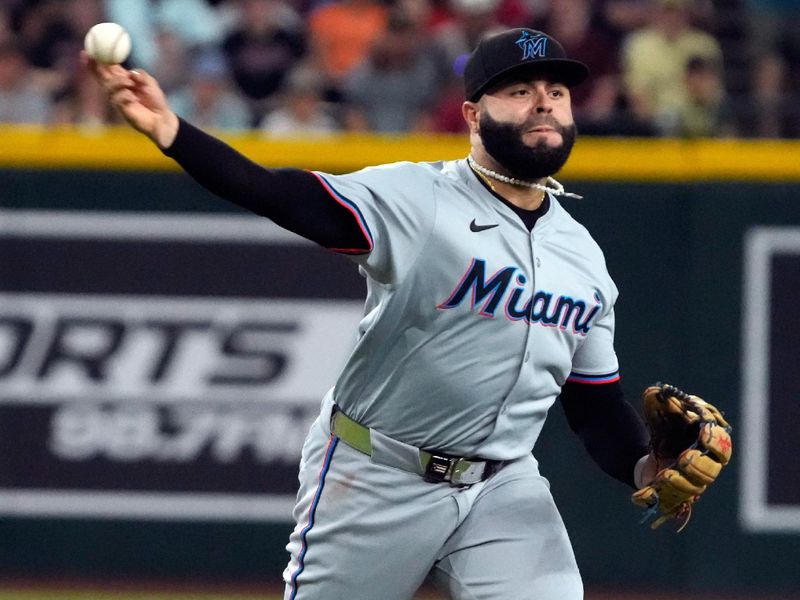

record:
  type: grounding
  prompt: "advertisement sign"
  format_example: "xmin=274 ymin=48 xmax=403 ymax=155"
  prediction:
xmin=741 ymin=226 xmax=800 ymax=532
xmin=0 ymin=211 xmax=364 ymax=520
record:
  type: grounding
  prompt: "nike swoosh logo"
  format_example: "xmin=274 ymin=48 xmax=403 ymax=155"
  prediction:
xmin=470 ymin=219 xmax=499 ymax=232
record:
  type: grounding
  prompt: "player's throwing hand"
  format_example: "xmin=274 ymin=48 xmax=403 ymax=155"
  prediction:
xmin=81 ymin=51 xmax=179 ymax=149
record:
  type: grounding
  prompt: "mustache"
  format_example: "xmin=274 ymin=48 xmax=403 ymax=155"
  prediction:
xmin=520 ymin=116 xmax=566 ymax=132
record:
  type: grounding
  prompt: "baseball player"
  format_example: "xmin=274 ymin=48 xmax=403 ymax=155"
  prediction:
xmin=86 ymin=27 xmax=731 ymax=600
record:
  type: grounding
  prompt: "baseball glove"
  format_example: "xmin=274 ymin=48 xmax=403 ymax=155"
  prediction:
xmin=631 ymin=383 xmax=732 ymax=531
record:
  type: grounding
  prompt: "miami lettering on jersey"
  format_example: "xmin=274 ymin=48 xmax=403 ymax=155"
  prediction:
xmin=437 ymin=258 xmax=602 ymax=335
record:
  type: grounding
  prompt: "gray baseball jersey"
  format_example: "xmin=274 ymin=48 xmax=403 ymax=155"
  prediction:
xmin=317 ymin=158 xmax=618 ymax=457
xmin=284 ymin=158 xmax=618 ymax=600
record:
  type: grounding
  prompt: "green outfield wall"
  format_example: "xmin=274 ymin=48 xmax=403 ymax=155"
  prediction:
xmin=0 ymin=129 xmax=798 ymax=596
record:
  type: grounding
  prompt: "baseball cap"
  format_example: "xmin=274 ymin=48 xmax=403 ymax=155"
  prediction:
xmin=464 ymin=28 xmax=589 ymax=101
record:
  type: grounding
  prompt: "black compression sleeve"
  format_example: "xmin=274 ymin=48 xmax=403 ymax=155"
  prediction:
xmin=162 ymin=118 xmax=370 ymax=253
xmin=559 ymin=379 xmax=649 ymax=488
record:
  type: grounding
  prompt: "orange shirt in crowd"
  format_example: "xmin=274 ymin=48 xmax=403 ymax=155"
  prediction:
xmin=309 ymin=0 xmax=389 ymax=80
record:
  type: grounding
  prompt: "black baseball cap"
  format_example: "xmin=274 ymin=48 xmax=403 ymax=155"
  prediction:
xmin=464 ymin=28 xmax=589 ymax=101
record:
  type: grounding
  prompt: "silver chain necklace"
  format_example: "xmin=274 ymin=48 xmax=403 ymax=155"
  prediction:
xmin=467 ymin=155 xmax=583 ymax=199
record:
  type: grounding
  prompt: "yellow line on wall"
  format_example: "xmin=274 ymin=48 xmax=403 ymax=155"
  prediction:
xmin=1 ymin=125 xmax=799 ymax=181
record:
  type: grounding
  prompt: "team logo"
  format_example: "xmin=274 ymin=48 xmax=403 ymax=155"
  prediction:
xmin=437 ymin=258 xmax=602 ymax=335
xmin=515 ymin=31 xmax=548 ymax=60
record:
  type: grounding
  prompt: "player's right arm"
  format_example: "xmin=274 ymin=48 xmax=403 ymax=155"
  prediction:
xmin=84 ymin=54 xmax=371 ymax=254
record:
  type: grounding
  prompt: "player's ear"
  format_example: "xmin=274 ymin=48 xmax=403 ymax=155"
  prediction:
xmin=462 ymin=102 xmax=480 ymax=134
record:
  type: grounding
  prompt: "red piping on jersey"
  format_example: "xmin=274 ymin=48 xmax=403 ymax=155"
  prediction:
xmin=309 ymin=171 xmax=374 ymax=254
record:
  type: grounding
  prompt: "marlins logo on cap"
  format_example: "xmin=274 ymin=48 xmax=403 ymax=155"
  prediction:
xmin=516 ymin=30 xmax=547 ymax=60
xmin=463 ymin=28 xmax=589 ymax=101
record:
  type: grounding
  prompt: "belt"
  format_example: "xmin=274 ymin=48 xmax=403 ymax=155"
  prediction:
xmin=330 ymin=407 xmax=503 ymax=486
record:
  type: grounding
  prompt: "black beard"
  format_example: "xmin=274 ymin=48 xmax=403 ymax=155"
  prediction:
xmin=478 ymin=110 xmax=577 ymax=180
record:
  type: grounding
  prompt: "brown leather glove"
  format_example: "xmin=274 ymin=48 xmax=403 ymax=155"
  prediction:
xmin=632 ymin=383 xmax=733 ymax=530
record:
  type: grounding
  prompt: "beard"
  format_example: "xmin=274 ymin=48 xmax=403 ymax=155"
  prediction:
xmin=478 ymin=110 xmax=577 ymax=180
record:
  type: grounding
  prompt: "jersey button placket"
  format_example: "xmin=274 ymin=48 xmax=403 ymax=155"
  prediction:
xmin=525 ymin=235 xmax=538 ymax=366
xmin=498 ymin=234 xmax=537 ymax=418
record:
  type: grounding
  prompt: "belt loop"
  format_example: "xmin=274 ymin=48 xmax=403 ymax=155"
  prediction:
xmin=330 ymin=407 xmax=373 ymax=456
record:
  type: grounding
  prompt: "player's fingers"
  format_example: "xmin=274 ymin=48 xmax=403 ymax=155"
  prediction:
xmin=103 ymin=71 xmax=138 ymax=96
xmin=109 ymin=88 xmax=139 ymax=110
xmin=129 ymin=68 xmax=154 ymax=85
xmin=129 ymin=69 xmax=164 ymax=97
xmin=81 ymin=50 xmax=129 ymax=83
xmin=81 ymin=52 xmax=109 ymax=84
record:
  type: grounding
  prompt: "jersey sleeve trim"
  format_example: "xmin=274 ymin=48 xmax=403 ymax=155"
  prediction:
xmin=567 ymin=371 xmax=621 ymax=385
xmin=309 ymin=171 xmax=374 ymax=254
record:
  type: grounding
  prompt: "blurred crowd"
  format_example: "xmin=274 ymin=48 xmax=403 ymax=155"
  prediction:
xmin=1 ymin=0 xmax=799 ymax=138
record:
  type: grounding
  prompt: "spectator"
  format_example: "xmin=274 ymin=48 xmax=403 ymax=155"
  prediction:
xmin=104 ymin=0 xmax=229 ymax=71
xmin=168 ymin=46 xmax=251 ymax=130
xmin=395 ymin=0 xmax=434 ymax=30
xmin=432 ymin=0 xmax=504 ymax=78
xmin=8 ymin=0 xmax=100 ymax=96
xmin=669 ymin=55 xmax=735 ymax=137
xmin=149 ymin=29 xmax=191 ymax=96
xmin=260 ymin=64 xmax=340 ymax=136
xmin=51 ymin=45 xmax=115 ymax=126
xmin=576 ymin=75 xmax=659 ymax=137
xmin=621 ymin=0 xmax=723 ymax=134
xmin=0 ymin=8 xmax=11 ymax=45
xmin=0 ymin=39 xmax=52 ymax=123
xmin=46 ymin=0 xmax=110 ymax=112
xmin=430 ymin=0 xmax=529 ymax=29
xmin=222 ymin=0 xmax=306 ymax=125
xmin=342 ymin=11 xmax=439 ymax=132
xmin=13 ymin=0 xmax=77 ymax=70
xmin=736 ymin=51 xmax=800 ymax=138
xmin=427 ymin=78 xmax=471 ymax=133
xmin=710 ymin=0 xmax=750 ymax=103
xmin=746 ymin=0 xmax=800 ymax=61
xmin=426 ymin=0 xmax=505 ymax=133
xmin=537 ymin=0 xmax=619 ymax=118
xmin=308 ymin=0 xmax=388 ymax=85
xmin=601 ymin=0 xmax=652 ymax=39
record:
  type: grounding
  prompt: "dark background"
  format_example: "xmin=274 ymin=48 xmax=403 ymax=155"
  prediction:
xmin=1 ymin=169 xmax=799 ymax=597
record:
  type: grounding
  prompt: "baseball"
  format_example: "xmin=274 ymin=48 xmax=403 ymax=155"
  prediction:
xmin=84 ymin=22 xmax=131 ymax=65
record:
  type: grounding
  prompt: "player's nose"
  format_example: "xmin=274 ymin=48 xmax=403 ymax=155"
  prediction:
xmin=533 ymin=90 xmax=553 ymax=114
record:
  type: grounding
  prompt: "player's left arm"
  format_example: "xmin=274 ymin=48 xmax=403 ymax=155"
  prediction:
xmin=566 ymin=295 xmax=732 ymax=529
xmin=563 ymin=288 xmax=648 ymax=489
xmin=559 ymin=379 xmax=649 ymax=489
